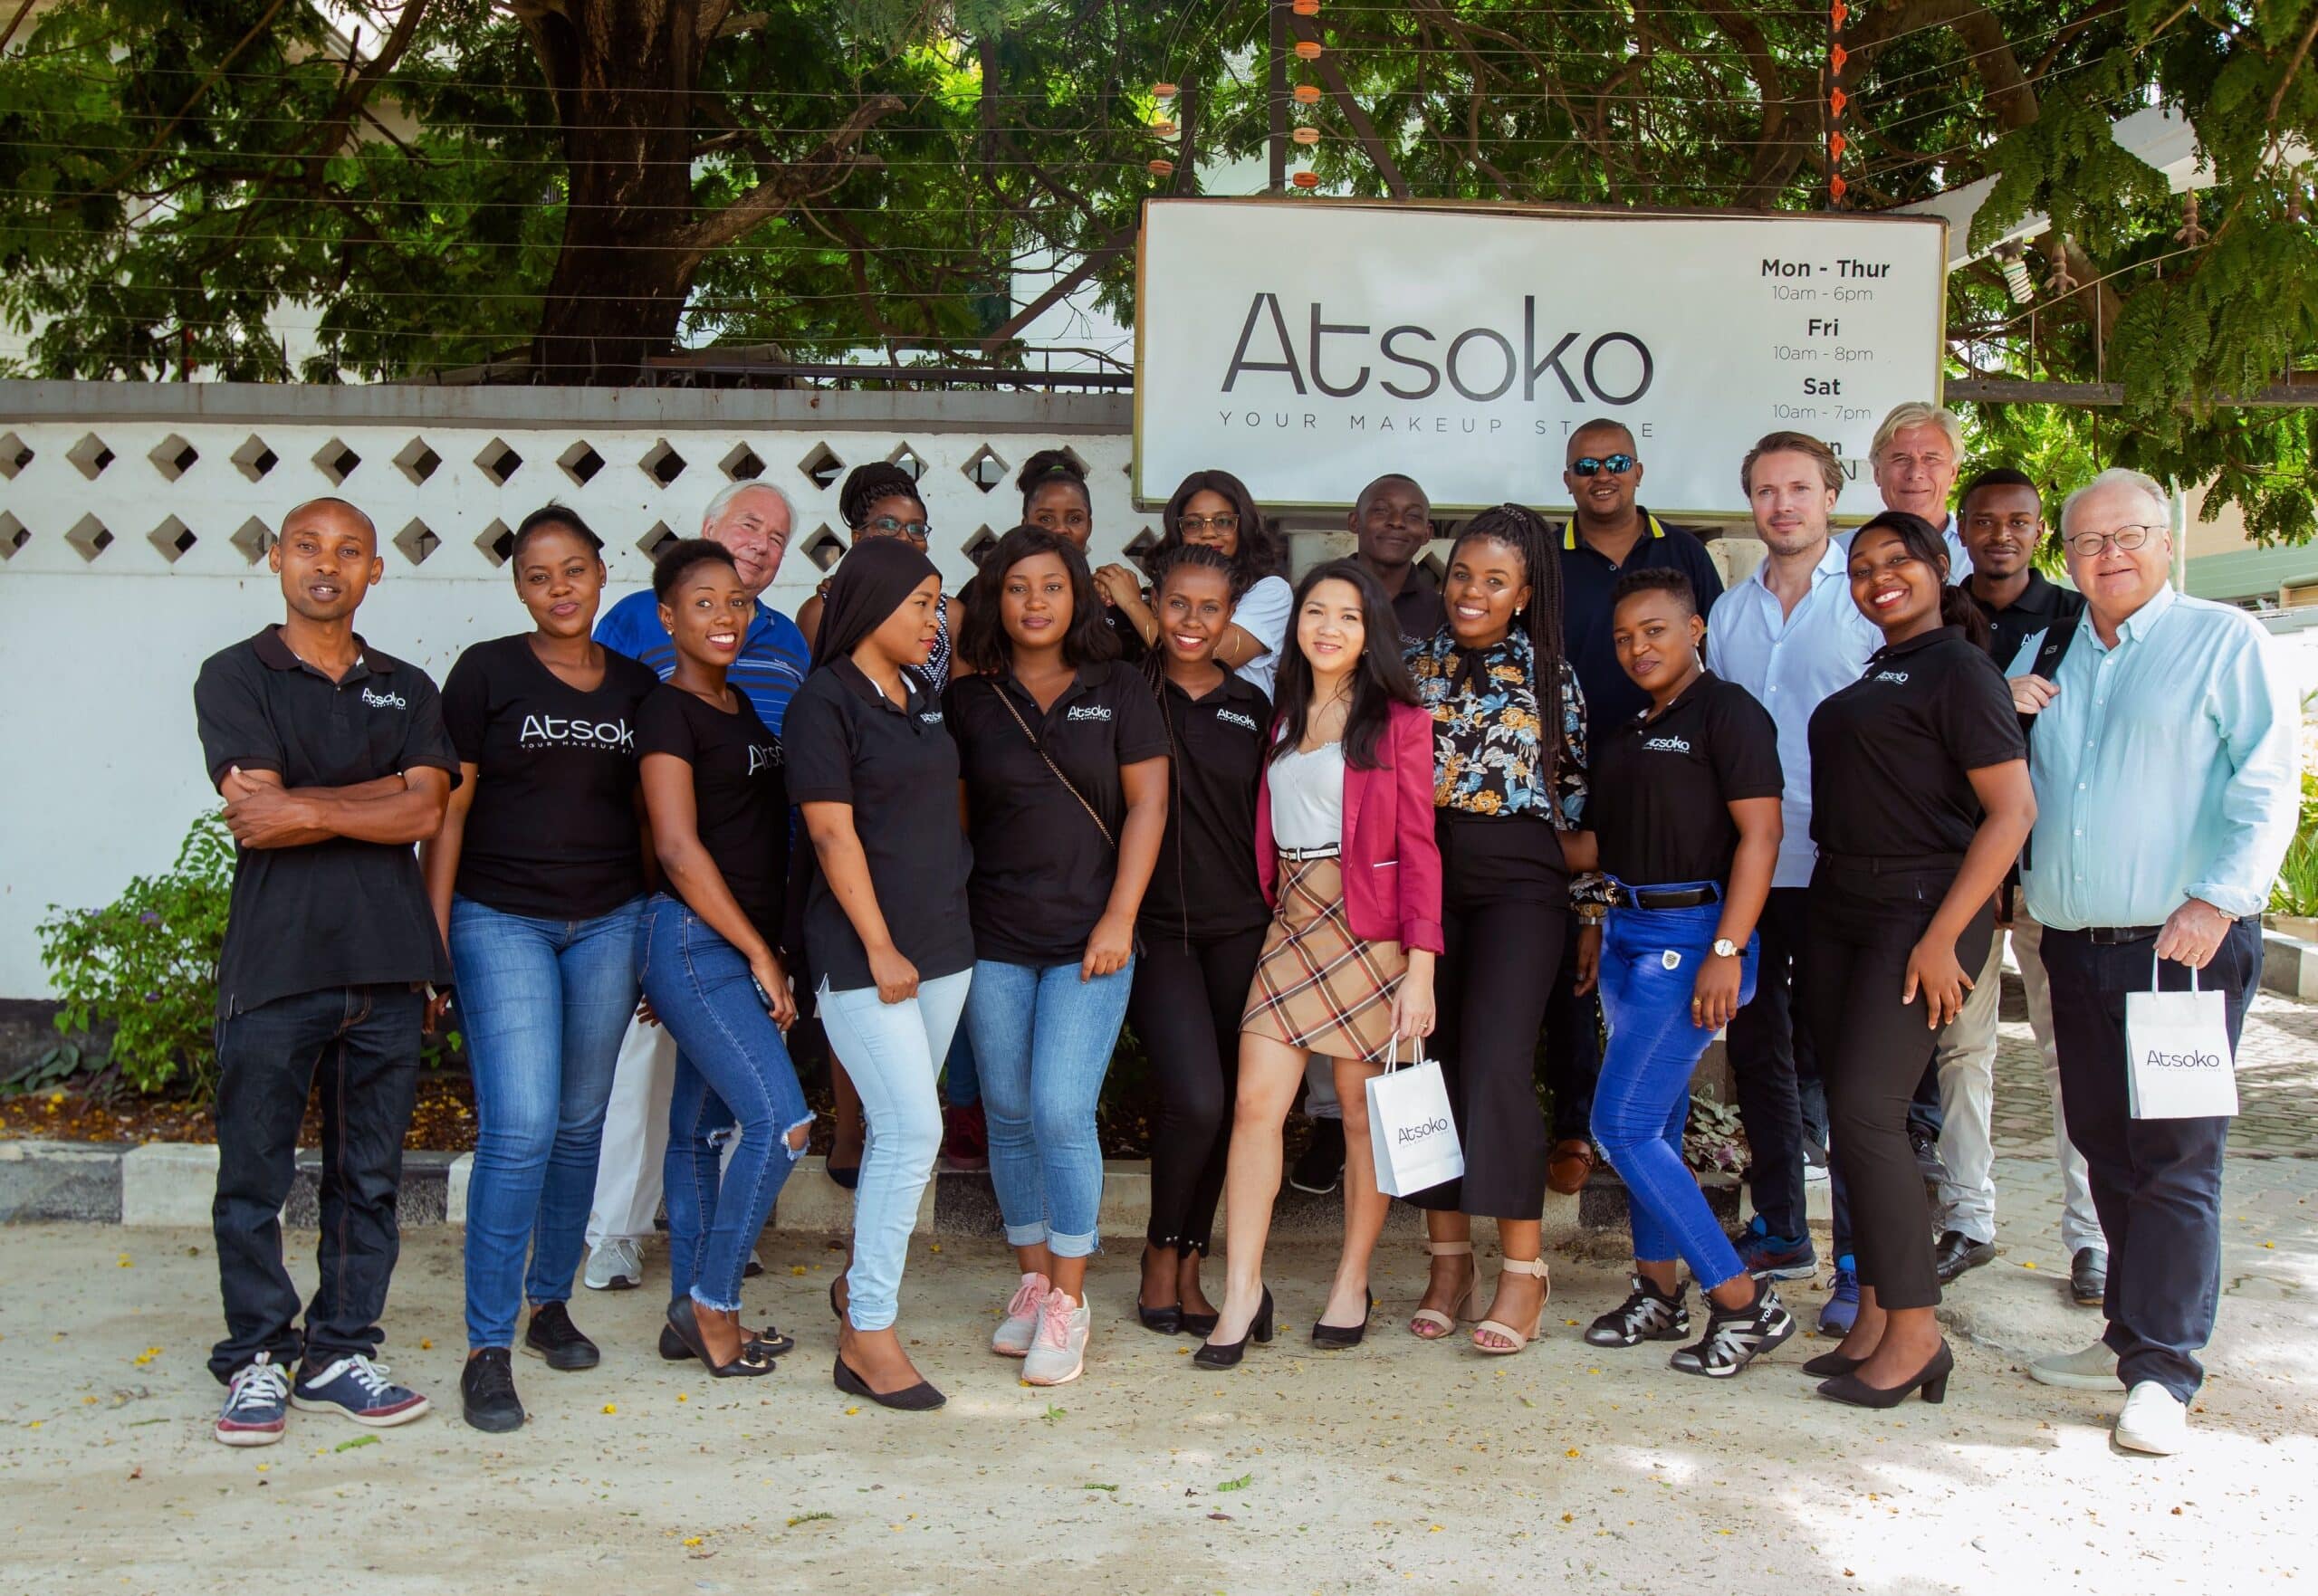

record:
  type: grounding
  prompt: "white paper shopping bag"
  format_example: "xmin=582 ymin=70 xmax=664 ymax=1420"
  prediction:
xmin=1365 ymin=1037 xmax=1464 ymax=1198
xmin=2125 ymin=955 xmax=2238 ymax=1120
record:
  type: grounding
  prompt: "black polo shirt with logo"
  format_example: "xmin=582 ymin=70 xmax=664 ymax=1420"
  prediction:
xmin=635 ymin=683 xmax=790 ymax=941
xmin=1971 ymin=568 xmax=2086 ymax=671
xmin=945 ymin=661 xmax=1171 ymax=967
xmin=1806 ymin=626 xmax=2026 ymax=861
xmin=1139 ymin=668 xmax=1271 ymax=944
xmin=439 ymin=633 xmax=659 ymax=921
xmin=193 ymin=626 xmax=461 ymax=1014
xmin=782 ymin=659 xmax=974 ymax=994
xmin=1590 ymin=672 xmax=1783 ymax=889
xmin=1555 ymin=510 xmax=1727 ymax=731
xmin=1386 ymin=565 xmax=1443 ymax=648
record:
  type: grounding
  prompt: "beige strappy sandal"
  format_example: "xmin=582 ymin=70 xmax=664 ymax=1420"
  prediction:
xmin=1471 ymin=1256 xmax=1551 ymax=1355
xmin=1408 ymin=1241 xmax=1480 ymax=1340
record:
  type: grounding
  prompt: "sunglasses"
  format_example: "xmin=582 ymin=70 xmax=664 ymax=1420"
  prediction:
xmin=1568 ymin=454 xmax=1638 ymax=477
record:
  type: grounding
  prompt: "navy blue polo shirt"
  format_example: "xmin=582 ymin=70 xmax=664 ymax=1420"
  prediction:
xmin=1555 ymin=509 xmax=1726 ymax=731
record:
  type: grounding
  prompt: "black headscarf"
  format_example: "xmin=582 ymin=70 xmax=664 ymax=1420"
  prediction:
xmin=810 ymin=536 xmax=941 ymax=674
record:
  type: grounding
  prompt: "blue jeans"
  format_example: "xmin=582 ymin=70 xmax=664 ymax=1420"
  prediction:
xmin=451 ymin=894 xmax=643 ymax=1351
xmin=963 ymin=958 xmax=1134 ymax=1258
xmin=637 ymin=894 xmax=812 ymax=1313
xmin=1592 ymin=893 xmax=1758 ymax=1290
xmin=817 ymin=970 xmax=972 ymax=1331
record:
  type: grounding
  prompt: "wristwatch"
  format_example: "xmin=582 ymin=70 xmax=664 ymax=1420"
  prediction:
xmin=1710 ymin=938 xmax=1739 ymax=959
xmin=1576 ymin=903 xmax=1607 ymax=925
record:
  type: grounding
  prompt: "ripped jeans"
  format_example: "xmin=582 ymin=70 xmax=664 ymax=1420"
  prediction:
xmin=637 ymin=894 xmax=811 ymax=1313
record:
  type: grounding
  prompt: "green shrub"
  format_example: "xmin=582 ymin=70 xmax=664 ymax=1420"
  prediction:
xmin=38 ymin=812 xmax=235 ymax=1098
xmin=2268 ymin=771 xmax=2318 ymax=918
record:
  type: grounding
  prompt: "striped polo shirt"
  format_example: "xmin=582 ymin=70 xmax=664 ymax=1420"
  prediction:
xmin=594 ymin=588 xmax=810 ymax=735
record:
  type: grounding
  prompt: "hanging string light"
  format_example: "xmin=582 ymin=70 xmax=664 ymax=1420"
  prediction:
xmin=1826 ymin=0 xmax=1850 ymax=205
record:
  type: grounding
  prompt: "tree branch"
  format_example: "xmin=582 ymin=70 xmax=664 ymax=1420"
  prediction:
xmin=300 ymin=0 xmax=435 ymax=165
xmin=672 ymin=93 xmax=901 ymax=261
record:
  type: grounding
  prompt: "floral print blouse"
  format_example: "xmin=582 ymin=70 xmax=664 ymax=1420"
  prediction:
xmin=1407 ymin=626 xmax=1589 ymax=828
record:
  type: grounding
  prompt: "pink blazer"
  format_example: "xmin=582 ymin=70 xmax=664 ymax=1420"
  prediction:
xmin=1254 ymin=699 xmax=1445 ymax=955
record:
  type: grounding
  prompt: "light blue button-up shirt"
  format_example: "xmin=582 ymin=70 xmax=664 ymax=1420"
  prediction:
xmin=1706 ymin=538 xmax=1882 ymax=889
xmin=2011 ymin=585 xmax=2302 ymax=930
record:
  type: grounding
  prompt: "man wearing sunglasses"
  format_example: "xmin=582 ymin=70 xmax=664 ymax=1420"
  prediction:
xmin=1543 ymin=420 xmax=1725 ymax=1197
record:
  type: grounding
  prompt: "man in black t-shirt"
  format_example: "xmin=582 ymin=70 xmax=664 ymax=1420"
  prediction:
xmin=1351 ymin=473 xmax=1442 ymax=646
xmin=192 ymin=498 xmax=456 ymax=1448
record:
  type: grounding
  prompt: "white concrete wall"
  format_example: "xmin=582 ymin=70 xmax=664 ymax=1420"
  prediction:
xmin=0 ymin=384 xmax=1138 ymax=999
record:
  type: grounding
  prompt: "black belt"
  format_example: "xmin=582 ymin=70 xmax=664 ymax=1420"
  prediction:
xmin=2083 ymin=924 xmax=2165 ymax=945
xmin=1609 ymin=883 xmax=1721 ymax=909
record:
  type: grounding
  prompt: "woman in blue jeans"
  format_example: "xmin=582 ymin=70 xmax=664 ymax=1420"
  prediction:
xmin=425 ymin=507 xmax=660 ymax=1432
xmin=634 ymin=538 xmax=813 ymax=1378
xmin=947 ymin=526 xmax=1169 ymax=1387
xmin=787 ymin=538 xmax=974 ymax=1410
xmin=1580 ymin=569 xmax=1796 ymax=1379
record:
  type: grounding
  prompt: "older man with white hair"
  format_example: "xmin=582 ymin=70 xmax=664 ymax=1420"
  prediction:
xmin=1869 ymin=401 xmax=1973 ymax=578
xmin=2012 ymin=467 xmax=2300 ymax=1455
xmin=583 ymin=480 xmax=808 ymax=1295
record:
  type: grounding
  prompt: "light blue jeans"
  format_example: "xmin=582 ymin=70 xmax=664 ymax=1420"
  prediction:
xmin=450 ymin=894 xmax=644 ymax=1351
xmin=817 ymin=970 xmax=972 ymax=1332
xmin=1592 ymin=891 xmax=1759 ymax=1290
xmin=963 ymin=957 xmax=1134 ymax=1259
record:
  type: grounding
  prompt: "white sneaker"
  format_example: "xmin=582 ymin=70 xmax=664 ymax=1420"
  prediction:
xmin=2028 ymin=1341 xmax=2125 ymax=1391
xmin=583 ymin=1238 xmax=643 ymax=1292
xmin=991 ymin=1272 xmax=1050 ymax=1357
xmin=2114 ymin=1381 xmax=2190 ymax=1455
xmin=1021 ymin=1290 xmax=1091 ymax=1387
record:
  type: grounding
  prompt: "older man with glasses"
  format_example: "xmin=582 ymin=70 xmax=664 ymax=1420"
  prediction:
xmin=2011 ymin=467 xmax=2300 ymax=1455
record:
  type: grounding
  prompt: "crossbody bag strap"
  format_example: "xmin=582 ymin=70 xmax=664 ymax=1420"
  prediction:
xmin=986 ymin=678 xmax=1116 ymax=850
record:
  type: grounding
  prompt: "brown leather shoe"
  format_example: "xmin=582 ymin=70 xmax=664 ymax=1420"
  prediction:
xmin=1547 ymin=1139 xmax=1595 ymax=1196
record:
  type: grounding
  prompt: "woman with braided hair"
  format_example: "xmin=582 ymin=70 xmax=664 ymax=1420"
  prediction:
xmin=799 ymin=463 xmax=953 ymax=691
xmin=1403 ymin=504 xmax=1601 ymax=1356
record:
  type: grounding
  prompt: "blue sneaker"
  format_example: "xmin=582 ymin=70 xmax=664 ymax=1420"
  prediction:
xmin=1729 ymin=1215 xmax=1817 ymax=1280
xmin=292 ymin=1354 xmax=431 ymax=1429
xmin=1819 ymin=1257 xmax=1860 ymax=1336
xmin=215 ymin=1352 xmax=291 ymax=1448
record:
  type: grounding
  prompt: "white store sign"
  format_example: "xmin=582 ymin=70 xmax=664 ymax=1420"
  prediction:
xmin=1133 ymin=199 xmax=1948 ymax=518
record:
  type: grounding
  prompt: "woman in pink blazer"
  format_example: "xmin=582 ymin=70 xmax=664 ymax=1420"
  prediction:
xmin=1194 ymin=560 xmax=1445 ymax=1369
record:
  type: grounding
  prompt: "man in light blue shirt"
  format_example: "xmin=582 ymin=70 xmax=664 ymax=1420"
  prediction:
xmin=2013 ymin=467 xmax=2301 ymax=1456
xmin=1705 ymin=431 xmax=1880 ymax=1285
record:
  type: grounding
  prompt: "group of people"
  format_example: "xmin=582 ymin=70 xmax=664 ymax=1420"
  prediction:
xmin=190 ymin=404 xmax=2299 ymax=1461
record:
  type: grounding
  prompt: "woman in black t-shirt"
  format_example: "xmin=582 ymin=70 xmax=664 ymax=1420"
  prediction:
xmin=633 ymin=539 xmax=814 ymax=1380
xmin=948 ymin=525 xmax=1170 ymax=1388
xmin=787 ymin=538 xmax=972 ymax=1411
xmin=1802 ymin=511 xmax=2034 ymax=1410
xmin=423 ymin=506 xmax=658 ymax=1432
xmin=1579 ymin=569 xmax=1794 ymax=1380
xmin=1122 ymin=545 xmax=1271 ymax=1339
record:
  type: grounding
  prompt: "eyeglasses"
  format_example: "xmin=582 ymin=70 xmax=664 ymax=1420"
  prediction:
xmin=2064 ymin=522 xmax=2160 ymax=557
xmin=1569 ymin=454 xmax=1638 ymax=477
xmin=864 ymin=515 xmax=931 ymax=545
xmin=1177 ymin=512 xmax=1240 ymax=534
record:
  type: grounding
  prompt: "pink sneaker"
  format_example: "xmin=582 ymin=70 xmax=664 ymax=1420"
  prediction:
xmin=991 ymin=1272 xmax=1051 ymax=1357
xmin=1022 ymin=1289 xmax=1091 ymax=1387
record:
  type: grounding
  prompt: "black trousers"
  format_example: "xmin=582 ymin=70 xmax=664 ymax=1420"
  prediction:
xmin=1411 ymin=813 xmax=1566 ymax=1219
xmin=208 ymin=984 xmax=425 ymax=1382
xmin=1801 ymin=860 xmax=1993 ymax=1312
xmin=1127 ymin=924 xmax=1268 ymax=1255
xmin=1543 ymin=911 xmax=1604 ymax=1141
xmin=2044 ymin=918 xmax=2258 ymax=1400
xmin=1725 ymin=885 xmax=1817 ymax=1240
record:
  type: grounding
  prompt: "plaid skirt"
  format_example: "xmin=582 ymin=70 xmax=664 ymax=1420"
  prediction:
xmin=1240 ymin=855 xmax=1408 ymax=1065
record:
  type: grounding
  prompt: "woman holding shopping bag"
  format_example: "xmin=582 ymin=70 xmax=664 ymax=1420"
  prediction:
xmin=1582 ymin=569 xmax=1796 ymax=1378
xmin=1196 ymin=560 xmax=1442 ymax=1370
xmin=785 ymin=537 xmax=973 ymax=1410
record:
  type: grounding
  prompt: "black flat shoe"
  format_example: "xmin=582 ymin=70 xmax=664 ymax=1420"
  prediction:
xmin=2070 ymin=1247 xmax=2108 ymax=1308
xmin=658 ymin=1322 xmax=793 ymax=1362
xmin=1178 ymin=1308 xmax=1220 ymax=1338
xmin=1802 ymin=1348 xmax=1866 ymax=1379
xmin=828 ymin=1161 xmax=861 ymax=1191
xmin=666 ymin=1298 xmax=779 ymax=1379
xmin=1817 ymin=1341 xmax=1953 ymax=1408
xmin=1136 ymin=1300 xmax=1184 ymax=1334
xmin=1192 ymin=1288 xmax=1274 ymax=1371
xmin=522 ymin=1301 xmax=600 ymax=1371
xmin=1311 ymin=1290 xmax=1374 ymax=1350
xmin=834 ymin=1352 xmax=945 ymax=1411
xmin=1932 ymin=1230 xmax=1997 ymax=1283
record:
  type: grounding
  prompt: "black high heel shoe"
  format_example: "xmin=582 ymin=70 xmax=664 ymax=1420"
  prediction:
xmin=1192 ymin=1288 xmax=1275 ymax=1370
xmin=1802 ymin=1348 xmax=1866 ymax=1379
xmin=666 ymin=1298 xmax=779 ymax=1379
xmin=1816 ymin=1340 xmax=1953 ymax=1408
xmin=1310 ymin=1290 xmax=1374 ymax=1350
xmin=1178 ymin=1306 xmax=1220 ymax=1339
xmin=833 ymin=1352 xmax=945 ymax=1411
xmin=1137 ymin=1247 xmax=1184 ymax=1333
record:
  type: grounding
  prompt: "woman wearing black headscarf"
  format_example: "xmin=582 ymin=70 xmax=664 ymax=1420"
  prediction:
xmin=782 ymin=538 xmax=974 ymax=1410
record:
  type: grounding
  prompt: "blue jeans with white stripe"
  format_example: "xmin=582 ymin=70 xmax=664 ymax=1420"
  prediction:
xmin=1592 ymin=888 xmax=1758 ymax=1290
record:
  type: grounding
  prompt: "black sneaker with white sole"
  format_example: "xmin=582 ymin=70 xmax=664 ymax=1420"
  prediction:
xmin=1668 ymin=1280 xmax=1796 ymax=1378
xmin=1585 ymin=1277 xmax=1691 ymax=1348
xmin=460 ymin=1347 xmax=524 ymax=1434
xmin=1288 ymin=1119 xmax=1345 ymax=1196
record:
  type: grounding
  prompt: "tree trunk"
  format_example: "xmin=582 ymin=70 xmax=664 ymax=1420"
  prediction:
xmin=520 ymin=0 xmax=706 ymax=384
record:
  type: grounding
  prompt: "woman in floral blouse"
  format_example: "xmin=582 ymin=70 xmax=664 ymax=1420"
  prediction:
xmin=1403 ymin=504 xmax=1600 ymax=1355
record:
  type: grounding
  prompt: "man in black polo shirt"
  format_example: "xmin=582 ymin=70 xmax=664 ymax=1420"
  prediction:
xmin=192 ymin=498 xmax=456 ymax=1448
xmin=1544 ymin=420 xmax=1725 ymax=1194
xmin=1350 ymin=473 xmax=1442 ymax=646
xmin=1962 ymin=467 xmax=2087 ymax=661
